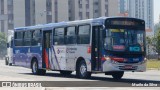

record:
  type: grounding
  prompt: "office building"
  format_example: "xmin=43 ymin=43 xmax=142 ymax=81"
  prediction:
xmin=0 ymin=0 xmax=119 ymax=34
xmin=129 ymin=0 xmax=154 ymax=36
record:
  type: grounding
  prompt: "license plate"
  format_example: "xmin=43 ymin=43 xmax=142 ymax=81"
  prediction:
xmin=124 ymin=65 xmax=133 ymax=69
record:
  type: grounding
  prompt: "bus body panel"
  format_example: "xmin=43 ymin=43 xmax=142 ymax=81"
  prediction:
xmin=27 ymin=46 xmax=43 ymax=69
xmin=48 ymin=45 xmax=91 ymax=71
xmin=13 ymin=17 xmax=146 ymax=75
xmin=66 ymin=45 xmax=91 ymax=71
xmin=102 ymin=60 xmax=146 ymax=72
xmin=13 ymin=46 xmax=43 ymax=69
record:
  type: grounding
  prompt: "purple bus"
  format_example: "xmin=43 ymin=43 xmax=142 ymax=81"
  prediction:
xmin=13 ymin=17 xmax=147 ymax=79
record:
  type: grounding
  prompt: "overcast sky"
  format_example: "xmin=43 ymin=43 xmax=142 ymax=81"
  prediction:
xmin=154 ymin=0 xmax=160 ymax=24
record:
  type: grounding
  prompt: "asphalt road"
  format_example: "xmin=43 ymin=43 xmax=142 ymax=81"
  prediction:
xmin=0 ymin=60 xmax=160 ymax=90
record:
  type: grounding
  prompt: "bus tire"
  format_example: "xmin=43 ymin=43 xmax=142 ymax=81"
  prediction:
xmin=60 ymin=71 xmax=72 ymax=75
xmin=5 ymin=57 xmax=8 ymax=65
xmin=76 ymin=60 xmax=91 ymax=79
xmin=31 ymin=60 xmax=46 ymax=75
xmin=112 ymin=71 xmax=124 ymax=80
xmin=38 ymin=69 xmax=46 ymax=75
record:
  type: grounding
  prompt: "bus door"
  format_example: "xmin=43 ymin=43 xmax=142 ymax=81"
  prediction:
xmin=42 ymin=31 xmax=52 ymax=69
xmin=92 ymin=26 xmax=102 ymax=71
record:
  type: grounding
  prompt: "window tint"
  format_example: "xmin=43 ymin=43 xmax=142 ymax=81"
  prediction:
xmin=54 ymin=28 xmax=64 ymax=36
xmin=24 ymin=31 xmax=31 ymax=46
xmin=14 ymin=32 xmax=23 ymax=46
xmin=66 ymin=26 xmax=76 ymax=44
xmin=14 ymin=40 xmax=23 ymax=46
xmin=54 ymin=28 xmax=65 ymax=45
xmin=67 ymin=27 xmax=76 ymax=36
xmin=24 ymin=31 xmax=31 ymax=39
xmin=32 ymin=30 xmax=42 ymax=46
xmin=15 ymin=32 xmax=23 ymax=39
xmin=78 ymin=25 xmax=90 ymax=44
xmin=79 ymin=25 xmax=90 ymax=35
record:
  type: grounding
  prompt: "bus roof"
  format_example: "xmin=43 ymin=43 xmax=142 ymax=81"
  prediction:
xmin=14 ymin=17 xmax=145 ymax=31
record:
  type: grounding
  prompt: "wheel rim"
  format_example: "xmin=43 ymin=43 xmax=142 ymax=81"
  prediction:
xmin=80 ymin=63 xmax=87 ymax=76
xmin=33 ymin=62 xmax=37 ymax=73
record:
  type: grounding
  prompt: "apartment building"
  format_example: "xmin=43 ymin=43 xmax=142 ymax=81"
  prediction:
xmin=129 ymin=0 xmax=154 ymax=36
xmin=0 ymin=0 xmax=119 ymax=34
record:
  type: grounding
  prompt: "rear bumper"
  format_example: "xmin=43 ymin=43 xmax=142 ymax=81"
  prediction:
xmin=102 ymin=60 xmax=146 ymax=72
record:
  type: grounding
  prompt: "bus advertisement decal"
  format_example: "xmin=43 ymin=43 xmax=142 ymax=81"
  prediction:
xmin=52 ymin=46 xmax=61 ymax=70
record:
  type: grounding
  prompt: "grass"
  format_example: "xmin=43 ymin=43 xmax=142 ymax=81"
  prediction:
xmin=147 ymin=59 xmax=160 ymax=70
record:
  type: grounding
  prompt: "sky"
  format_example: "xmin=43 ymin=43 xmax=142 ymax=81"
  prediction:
xmin=154 ymin=0 xmax=160 ymax=24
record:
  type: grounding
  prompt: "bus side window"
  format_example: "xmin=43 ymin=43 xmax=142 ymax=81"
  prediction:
xmin=54 ymin=28 xmax=65 ymax=45
xmin=32 ymin=30 xmax=42 ymax=46
xmin=78 ymin=25 xmax=90 ymax=44
xmin=66 ymin=26 xmax=76 ymax=44
xmin=24 ymin=31 xmax=31 ymax=46
xmin=14 ymin=32 xmax=23 ymax=46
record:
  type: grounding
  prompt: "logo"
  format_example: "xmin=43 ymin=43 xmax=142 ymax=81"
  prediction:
xmin=2 ymin=82 xmax=11 ymax=87
xmin=129 ymin=47 xmax=140 ymax=52
xmin=57 ymin=49 xmax=60 ymax=54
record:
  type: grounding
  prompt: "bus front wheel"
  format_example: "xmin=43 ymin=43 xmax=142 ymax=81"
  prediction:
xmin=31 ymin=60 xmax=46 ymax=75
xmin=76 ymin=60 xmax=91 ymax=79
xmin=111 ymin=71 xmax=124 ymax=80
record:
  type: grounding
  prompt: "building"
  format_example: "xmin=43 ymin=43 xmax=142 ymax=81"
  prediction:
xmin=154 ymin=15 xmax=160 ymax=36
xmin=69 ymin=0 xmax=118 ymax=21
xmin=129 ymin=0 xmax=154 ymax=36
xmin=0 ymin=0 xmax=119 ymax=35
xmin=118 ymin=0 xmax=154 ymax=36
xmin=118 ymin=0 xmax=129 ymax=14
xmin=0 ymin=0 xmax=8 ymax=34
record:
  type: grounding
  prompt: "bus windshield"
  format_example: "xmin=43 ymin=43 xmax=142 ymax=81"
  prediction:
xmin=104 ymin=29 xmax=145 ymax=52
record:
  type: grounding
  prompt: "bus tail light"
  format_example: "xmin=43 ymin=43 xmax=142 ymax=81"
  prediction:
xmin=87 ymin=46 xmax=91 ymax=53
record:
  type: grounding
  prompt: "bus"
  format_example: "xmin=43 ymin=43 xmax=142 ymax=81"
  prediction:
xmin=5 ymin=30 xmax=14 ymax=66
xmin=12 ymin=17 xmax=147 ymax=79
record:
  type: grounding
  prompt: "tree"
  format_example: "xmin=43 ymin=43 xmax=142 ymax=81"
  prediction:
xmin=153 ymin=27 xmax=160 ymax=60
xmin=0 ymin=32 xmax=7 ymax=59
xmin=146 ymin=36 xmax=152 ymax=59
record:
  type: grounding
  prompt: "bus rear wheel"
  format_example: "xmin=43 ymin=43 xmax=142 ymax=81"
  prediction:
xmin=31 ymin=60 xmax=46 ymax=75
xmin=111 ymin=71 xmax=124 ymax=80
xmin=76 ymin=60 xmax=91 ymax=79
xmin=60 ymin=71 xmax=72 ymax=75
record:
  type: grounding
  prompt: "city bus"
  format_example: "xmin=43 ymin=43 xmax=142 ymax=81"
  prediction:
xmin=12 ymin=17 xmax=147 ymax=79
